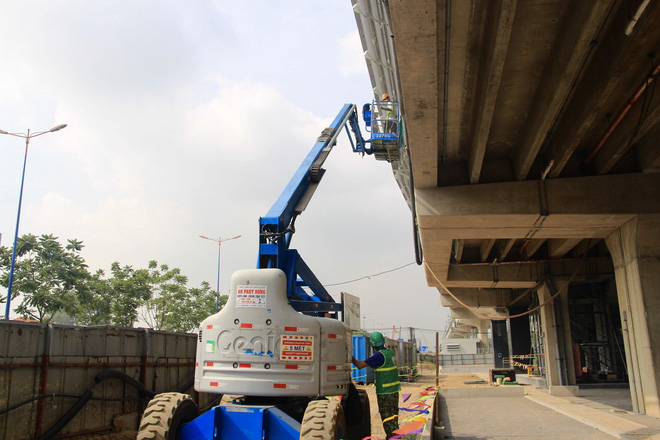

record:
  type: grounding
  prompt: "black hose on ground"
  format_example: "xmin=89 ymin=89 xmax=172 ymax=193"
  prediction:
xmin=0 ymin=393 xmax=146 ymax=417
xmin=178 ymin=377 xmax=194 ymax=394
xmin=95 ymin=369 xmax=157 ymax=399
xmin=36 ymin=390 xmax=94 ymax=440
xmin=27 ymin=370 xmax=190 ymax=440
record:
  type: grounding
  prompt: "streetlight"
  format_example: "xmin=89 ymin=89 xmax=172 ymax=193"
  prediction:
xmin=1 ymin=124 xmax=68 ymax=320
xmin=199 ymin=234 xmax=241 ymax=311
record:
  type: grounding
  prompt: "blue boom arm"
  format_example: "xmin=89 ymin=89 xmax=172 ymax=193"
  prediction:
xmin=257 ymin=104 xmax=367 ymax=315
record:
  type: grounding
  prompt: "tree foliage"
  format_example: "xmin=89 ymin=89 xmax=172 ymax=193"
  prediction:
xmin=0 ymin=234 xmax=89 ymax=323
xmin=177 ymin=281 xmax=225 ymax=332
xmin=142 ymin=261 xmax=188 ymax=331
xmin=1 ymin=234 xmax=222 ymax=330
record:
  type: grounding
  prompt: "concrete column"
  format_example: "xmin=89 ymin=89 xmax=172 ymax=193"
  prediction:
xmin=538 ymin=284 xmax=560 ymax=386
xmin=537 ymin=282 xmax=575 ymax=387
xmin=478 ymin=320 xmax=491 ymax=350
xmin=557 ymin=281 xmax=576 ymax=385
xmin=605 ymin=215 xmax=660 ymax=417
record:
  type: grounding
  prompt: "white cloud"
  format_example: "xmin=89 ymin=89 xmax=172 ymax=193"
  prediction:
xmin=0 ymin=1 xmax=448 ymax=332
xmin=339 ymin=31 xmax=367 ymax=77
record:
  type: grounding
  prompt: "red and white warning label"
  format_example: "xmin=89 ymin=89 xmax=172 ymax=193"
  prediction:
xmin=236 ymin=285 xmax=267 ymax=308
xmin=280 ymin=335 xmax=314 ymax=361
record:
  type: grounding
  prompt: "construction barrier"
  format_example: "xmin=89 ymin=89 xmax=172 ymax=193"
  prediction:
xmin=0 ymin=322 xmax=215 ymax=440
xmin=505 ymin=354 xmax=545 ymax=375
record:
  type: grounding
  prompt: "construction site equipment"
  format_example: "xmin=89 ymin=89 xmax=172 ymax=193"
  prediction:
xmin=137 ymin=102 xmax=400 ymax=440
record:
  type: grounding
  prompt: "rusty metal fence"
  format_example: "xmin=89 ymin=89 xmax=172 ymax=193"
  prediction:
xmin=0 ymin=322 xmax=214 ymax=439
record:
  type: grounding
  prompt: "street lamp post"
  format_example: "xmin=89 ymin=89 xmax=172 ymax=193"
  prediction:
xmin=1 ymin=124 xmax=67 ymax=320
xmin=199 ymin=234 xmax=241 ymax=311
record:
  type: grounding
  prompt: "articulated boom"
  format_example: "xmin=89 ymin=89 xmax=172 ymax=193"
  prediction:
xmin=257 ymin=103 xmax=400 ymax=316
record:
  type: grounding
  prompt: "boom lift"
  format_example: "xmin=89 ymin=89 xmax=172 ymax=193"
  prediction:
xmin=136 ymin=101 xmax=401 ymax=440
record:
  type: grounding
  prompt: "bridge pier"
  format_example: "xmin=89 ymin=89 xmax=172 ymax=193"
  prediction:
xmin=606 ymin=214 xmax=660 ymax=417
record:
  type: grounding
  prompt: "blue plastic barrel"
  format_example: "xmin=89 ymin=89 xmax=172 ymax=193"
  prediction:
xmin=351 ymin=335 xmax=374 ymax=384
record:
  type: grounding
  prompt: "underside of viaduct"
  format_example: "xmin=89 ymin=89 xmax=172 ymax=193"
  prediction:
xmin=353 ymin=0 xmax=660 ymax=417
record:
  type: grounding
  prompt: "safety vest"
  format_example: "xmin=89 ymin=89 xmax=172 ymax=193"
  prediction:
xmin=374 ymin=348 xmax=401 ymax=395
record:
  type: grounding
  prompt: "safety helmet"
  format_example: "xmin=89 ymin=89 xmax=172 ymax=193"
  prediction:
xmin=381 ymin=93 xmax=390 ymax=100
xmin=369 ymin=331 xmax=385 ymax=348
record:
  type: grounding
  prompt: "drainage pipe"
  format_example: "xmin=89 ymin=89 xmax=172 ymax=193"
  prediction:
xmin=583 ymin=60 xmax=660 ymax=167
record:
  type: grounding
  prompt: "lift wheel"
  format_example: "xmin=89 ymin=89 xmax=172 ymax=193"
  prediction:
xmin=300 ymin=399 xmax=347 ymax=440
xmin=137 ymin=392 xmax=199 ymax=440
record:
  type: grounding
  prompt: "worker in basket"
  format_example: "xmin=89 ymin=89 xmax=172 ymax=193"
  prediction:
xmin=352 ymin=331 xmax=401 ymax=439
xmin=380 ymin=93 xmax=398 ymax=134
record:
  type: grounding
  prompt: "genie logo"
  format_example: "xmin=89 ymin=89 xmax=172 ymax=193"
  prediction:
xmin=217 ymin=329 xmax=278 ymax=358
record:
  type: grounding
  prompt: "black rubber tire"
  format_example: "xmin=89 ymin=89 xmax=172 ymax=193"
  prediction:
xmin=300 ymin=399 xmax=347 ymax=440
xmin=345 ymin=389 xmax=371 ymax=440
xmin=137 ymin=392 xmax=199 ymax=440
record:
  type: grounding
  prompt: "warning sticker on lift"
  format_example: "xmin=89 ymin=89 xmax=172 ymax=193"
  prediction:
xmin=236 ymin=285 xmax=267 ymax=308
xmin=280 ymin=335 xmax=314 ymax=361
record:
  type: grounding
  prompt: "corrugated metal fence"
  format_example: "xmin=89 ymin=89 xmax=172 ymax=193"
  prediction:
xmin=0 ymin=322 xmax=214 ymax=439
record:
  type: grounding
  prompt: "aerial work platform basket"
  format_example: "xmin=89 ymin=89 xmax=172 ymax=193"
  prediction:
xmin=363 ymin=99 xmax=401 ymax=162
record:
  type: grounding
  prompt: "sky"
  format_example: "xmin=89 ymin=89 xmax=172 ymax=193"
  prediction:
xmin=0 ymin=1 xmax=448 ymax=347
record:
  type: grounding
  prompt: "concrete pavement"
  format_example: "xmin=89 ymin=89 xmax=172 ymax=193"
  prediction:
xmin=431 ymin=365 xmax=660 ymax=440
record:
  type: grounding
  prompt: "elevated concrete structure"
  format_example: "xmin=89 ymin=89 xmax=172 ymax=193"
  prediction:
xmin=353 ymin=0 xmax=660 ymax=417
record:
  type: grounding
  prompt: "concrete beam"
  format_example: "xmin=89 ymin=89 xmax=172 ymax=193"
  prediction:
xmin=547 ymin=3 xmax=660 ymax=178
xmin=480 ymin=239 xmax=496 ymax=262
xmin=427 ymin=257 xmax=613 ymax=289
xmin=513 ymin=0 xmax=615 ymax=180
xmin=636 ymin=121 xmax=660 ymax=171
xmin=440 ymin=287 xmax=511 ymax=308
xmin=416 ymin=173 xmax=660 ymax=238
xmin=467 ymin=0 xmax=517 ymax=184
xmin=389 ymin=0 xmax=439 ymax=189
xmin=431 ymin=263 xmax=542 ymax=289
xmin=498 ymin=238 xmax=516 ymax=261
xmin=421 ymin=222 xmax=624 ymax=240
xmin=547 ymin=238 xmax=582 ymax=258
xmin=421 ymin=238 xmax=453 ymax=284
xmin=445 ymin=0 xmax=473 ymax=161
xmin=453 ymin=239 xmax=465 ymax=263
xmin=451 ymin=308 xmax=492 ymax=320
xmin=593 ymin=72 xmax=660 ymax=175
xmin=521 ymin=238 xmax=545 ymax=260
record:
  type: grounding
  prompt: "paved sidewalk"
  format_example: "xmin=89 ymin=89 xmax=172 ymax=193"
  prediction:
xmin=524 ymin=386 xmax=660 ymax=440
xmin=438 ymin=386 xmax=616 ymax=439
xmin=433 ymin=366 xmax=660 ymax=440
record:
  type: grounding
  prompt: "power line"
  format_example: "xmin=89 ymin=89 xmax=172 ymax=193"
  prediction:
xmin=325 ymin=262 xmax=417 ymax=286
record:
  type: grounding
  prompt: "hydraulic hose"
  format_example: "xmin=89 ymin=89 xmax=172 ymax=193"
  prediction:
xmin=36 ymin=390 xmax=94 ymax=440
xmin=178 ymin=377 xmax=194 ymax=394
xmin=95 ymin=369 xmax=156 ymax=399
xmin=26 ymin=369 xmax=189 ymax=440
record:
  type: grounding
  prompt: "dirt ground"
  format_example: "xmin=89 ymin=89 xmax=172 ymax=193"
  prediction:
xmin=358 ymin=363 xmax=488 ymax=440
xmin=66 ymin=431 xmax=137 ymax=440
xmin=70 ymin=364 xmax=488 ymax=439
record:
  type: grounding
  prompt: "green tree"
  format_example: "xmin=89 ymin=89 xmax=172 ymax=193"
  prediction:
xmin=140 ymin=262 xmax=223 ymax=332
xmin=141 ymin=260 xmax=189 ymax=331
xmin=106 ymin=262 xmax=152 ymax=327
xmin=1 ymin=234 xmax=221 ymax=330
xmin=75 ymin=269 xmax=115 ymax=325
xmin=0 ymin=234 xmax=91 ymax=323
xmin=176 ymin=281 xmax=225 ymax=332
